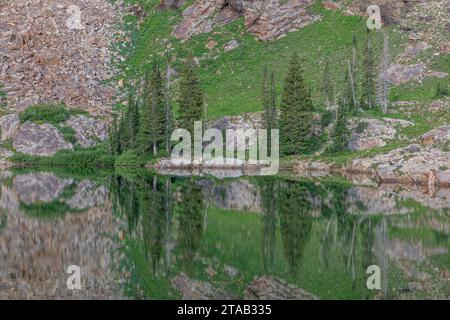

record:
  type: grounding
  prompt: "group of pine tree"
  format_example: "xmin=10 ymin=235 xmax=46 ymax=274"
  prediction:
xmin=110 ymin=29 xmax=387 ymax=159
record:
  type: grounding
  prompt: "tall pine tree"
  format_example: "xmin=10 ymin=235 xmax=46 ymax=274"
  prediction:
xmin=109 ymin=113 xmax=120 ymax=155
xmin=279 ymin=53 xmax=314 ymax=156
xmin=178 ymin=55 xmax=204 ymax=135
xmin=328 ymin=102 xmax=350 ymax=153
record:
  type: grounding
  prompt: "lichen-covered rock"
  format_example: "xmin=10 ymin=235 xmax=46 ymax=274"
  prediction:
xmin=65 ymin=115 xmax=108 ymax=148
xmin=245 ymin=276 xmax=317 ymax=300
xmin=348 ymin=118 xmax=413 ymax=151
xmin=421 ymin=125 xmax=450 ymax=146
xmin=12 ymin=122 xmax=73 ymax=156
xmin=0 ymin=147 xmax=13 ymax=158
xmin=0 ymin=113 xmax=19 ymax=141
xmin=173 ymin=0 xmax=320 ymax=41
xmin=347 ymin=145 xmax=450 ymax=185
xmin=383 ymin=63 xmax=426 ymax=85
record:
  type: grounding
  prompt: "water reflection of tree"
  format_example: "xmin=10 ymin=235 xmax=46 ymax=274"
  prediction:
xmin=176 ymin=178 xmax=205 ymax=267
xmin=319 ymin=183 xmax=376 ymax=289
xmin=277 ymin=180 xmax=313 ymax=275
xmin=257 ymin=178 xmax=278 ymax=273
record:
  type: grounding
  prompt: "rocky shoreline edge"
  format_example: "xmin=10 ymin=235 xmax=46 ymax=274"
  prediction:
xmin=296 ymin=144 xmax=450 ymax=188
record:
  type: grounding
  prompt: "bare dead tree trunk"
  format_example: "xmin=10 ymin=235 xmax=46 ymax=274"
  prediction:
xmin=348 ymin=60 xmax=358 ymax=109
xmin=377 ymin=29 xmax=391 ymax=114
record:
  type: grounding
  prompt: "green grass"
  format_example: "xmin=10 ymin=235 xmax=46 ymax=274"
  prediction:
xmin=10 ymin=144 xmax=115 ymax=168
xmin=19 ymin=104 xmax=88 ymax=126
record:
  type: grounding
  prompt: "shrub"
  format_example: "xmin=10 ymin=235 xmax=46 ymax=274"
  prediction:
xmin=435 ymin=83 xmax=449 ymax=98
xmin=19 ymin=104 xmax=71 ymax=125
xmin=320 ymin=110 xmax=334 ymax=128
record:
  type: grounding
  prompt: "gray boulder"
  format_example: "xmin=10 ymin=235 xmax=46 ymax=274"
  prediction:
xmin=13 ymin=122 xmax=73 ymax=156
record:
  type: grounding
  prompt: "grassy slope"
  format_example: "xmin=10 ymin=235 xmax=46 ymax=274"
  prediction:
xmin=116 ymin=1 xmax=411 ymax=119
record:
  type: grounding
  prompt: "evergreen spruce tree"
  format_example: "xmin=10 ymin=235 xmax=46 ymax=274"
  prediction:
xmin=361 ymin=29 xmax=376 ymax=109
xmin=328 ymin=103 xmax=350 ymax=153
xmin=342 ymin=69 xmax=356 ymax=114
xmin=128 ymin=92 xmax=140 ymax=149
xmin=178 ymin=55 xmax=204 ymax=135
xmin=279 ymin=53 xmax=314 ymax=156
xmin=109 ymin=113 xmax=120 ymax=155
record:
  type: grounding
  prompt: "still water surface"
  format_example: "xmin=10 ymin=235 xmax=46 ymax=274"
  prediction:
xmin=0 ymin=169 xmax=448 ymax=299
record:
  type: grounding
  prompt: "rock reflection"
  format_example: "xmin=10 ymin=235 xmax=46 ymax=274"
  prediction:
xmin=0 ymin=171 xmax=119 ymax=299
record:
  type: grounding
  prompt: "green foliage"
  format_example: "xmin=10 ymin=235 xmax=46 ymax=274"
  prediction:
xmin=109 ymin=113 xmax=120 ymax=155
xmin=58 ymin=126 xmax=77 ymax=145
xmin=435 ymin=83 xmax=449 ymax=98
xmin=355 ymin=121 xmax=369 ymax=134
xmin=279 ymin=53 xmax=314 ymax=156
xmin=262 ymin=67 xmax=278 ymax=130
xmin=0 ymin=83 xmax=7 ymax=109
xmin=320 ymin=110 xmax=334 ymax=128
xmin=19 ymin=104 xmax=87 ymax=125
xmin=177 ymin=55 xmax=204 ymax=134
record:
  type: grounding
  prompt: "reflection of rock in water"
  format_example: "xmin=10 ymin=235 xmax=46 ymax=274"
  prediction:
xmin=0 ymin=174 xmax=120 ymax=299
xmin=12 ymin=173 xmax=73 ymax=204
xmin=65 ymin=180 xmax=108 ymax=210
xmin=245 ymin=276 xmax=317 ymax=300
xmin=385 ymin=239 xmax=448 ymax=262
xmin=346 ymin=187 xmax=410 ymax=216
xmin=198 ymin=179 xmax=261 ymax=212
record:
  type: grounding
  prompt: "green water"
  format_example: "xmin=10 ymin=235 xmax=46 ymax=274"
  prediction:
xmin=0 ymin=169 xmax=448 ymax=299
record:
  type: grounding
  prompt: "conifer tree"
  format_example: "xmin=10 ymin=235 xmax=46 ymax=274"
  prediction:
xmin=109 ymin=113 xmax=120 ymax=155
xmin=136 ymin=65 xmax=165 ymax=156
xmin=342 ymin=68 xmax=356 ymax=115
xmin=178 ymin=55 xmax=204 ymax=135
xmin=328 ymin=103 xmax=350 ymax=153
xmin=279 ymin=53 xmax=314 ymax=156
xmin=361 ymin=29 xmax=376 ymax=109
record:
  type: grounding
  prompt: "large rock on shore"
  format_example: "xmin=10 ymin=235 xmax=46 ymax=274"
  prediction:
xmin=65 ymin=115 xmax=108 ymax=148
xmin=12 ymin=122 xmax=73 ymax=156
xmin=421 ymin=125 xmax=450 ymax=146
xmin=347 ymin=144 xmax=450 ymax=186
